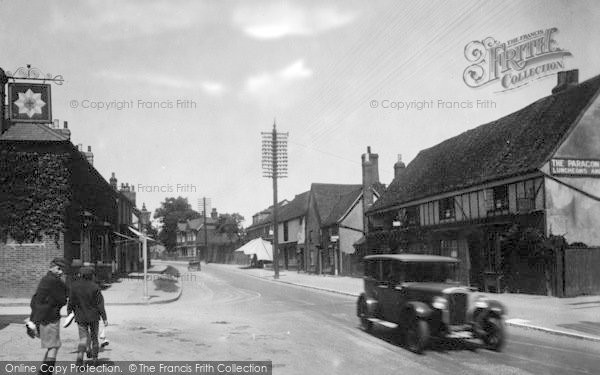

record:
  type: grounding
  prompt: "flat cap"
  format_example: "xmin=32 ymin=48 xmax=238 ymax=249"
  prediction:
xmin=51 ymin=258 xmax=69 ymax=268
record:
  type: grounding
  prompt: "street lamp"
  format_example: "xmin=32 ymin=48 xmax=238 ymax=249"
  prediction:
xmin=140 ymin=203 xmax=151 ymax=299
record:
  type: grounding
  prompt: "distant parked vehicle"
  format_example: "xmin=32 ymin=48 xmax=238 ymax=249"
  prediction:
xmin=356 ymin=254 xmax=506 ymax=354
xmin=188 ymin=260 xmax=201 ymax=271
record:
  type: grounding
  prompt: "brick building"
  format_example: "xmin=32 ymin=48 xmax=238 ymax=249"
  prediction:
xmin=0 ymin=122 xmax=118 ymax=297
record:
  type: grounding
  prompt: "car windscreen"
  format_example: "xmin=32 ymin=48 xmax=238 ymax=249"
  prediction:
xmin=403 ymin=262 xmax=458 ymax=283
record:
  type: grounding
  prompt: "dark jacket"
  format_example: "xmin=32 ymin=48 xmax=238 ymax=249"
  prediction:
xmin=67 ymin=279 xmax=107 ymax=323
xmin=30 ymin=272 xmax=68 ymax=324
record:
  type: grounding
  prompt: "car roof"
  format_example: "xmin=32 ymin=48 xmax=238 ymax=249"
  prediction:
xmin=363 ymin=254 xmax=459 ymax=263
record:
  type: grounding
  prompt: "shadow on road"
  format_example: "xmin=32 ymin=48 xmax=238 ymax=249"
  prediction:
xmin=0 ymin=314 xmax=29 ymax=331
xmin=362 ymin=324 xmax=483 ymax=354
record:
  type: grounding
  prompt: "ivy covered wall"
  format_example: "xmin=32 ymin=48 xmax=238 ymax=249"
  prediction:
xmin=0 ymin=149 xmax=71 ymax=243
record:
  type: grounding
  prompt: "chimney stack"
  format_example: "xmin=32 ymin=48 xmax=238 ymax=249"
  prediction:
xmin=394 ymin=154 xmax=406 ymax=179
xmin=56 ymin=121 xmax=71 ymax=140
xmin=119 ymin=182 xmax=136 ymax=205
xmin=83 ymin=145 xmax=94 ymax=165
xmin=362 ymin=146 xmax=380 ymax=232
xmin=110 ymin=172 xmax=117 ymax=190
xmin=552 ymin=69 xmax=579 ymax=94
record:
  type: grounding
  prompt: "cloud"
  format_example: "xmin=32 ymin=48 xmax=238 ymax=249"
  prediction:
xmin=51 ymin=0 xmax=205 ymax=40
xmin=98 ymin=71 xmax=226 ymax=96
xmin=245 ymin=60 xmax=312 ymax=94
xmin=233 ymin=2 xmax=356 ymax=39
xmin=201 ymin=82 xmax=226 ymax=96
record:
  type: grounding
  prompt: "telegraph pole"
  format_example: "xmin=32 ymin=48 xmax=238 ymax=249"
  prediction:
xmin=262 ymin=121 xmax=288 ymax=279
xmin=203 ymin=197 xmax=208 ymax=262
xmin=0 ymin=68 xmax=7 ymax=134
xmin=271 ymin=125 xmax=280 ymax=279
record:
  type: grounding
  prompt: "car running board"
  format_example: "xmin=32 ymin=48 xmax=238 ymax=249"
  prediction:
xmin=367 ymin=318 xmax=399 ymax=329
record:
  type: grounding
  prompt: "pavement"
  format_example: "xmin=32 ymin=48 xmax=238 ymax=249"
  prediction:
xmin=0 ymin=262 xmax=182 ymax=308
xmin=2 ymin=260 xmax=599 ymax=343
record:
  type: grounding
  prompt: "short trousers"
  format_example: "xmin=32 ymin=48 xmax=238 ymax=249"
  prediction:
xmin=40 ymin=320 xmax=61 ymax=349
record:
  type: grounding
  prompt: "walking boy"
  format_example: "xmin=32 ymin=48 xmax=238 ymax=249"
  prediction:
xmin=30 ymin=258 xmax=69 ymax=375
xmin=67 ymin=266 xmax=108 ymax=365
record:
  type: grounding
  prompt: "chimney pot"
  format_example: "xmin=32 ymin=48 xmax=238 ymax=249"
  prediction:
xmin=87 ymin=146 xmax=91 ymax=152
xmin=63 ymin=121 xmax=68 ymax=129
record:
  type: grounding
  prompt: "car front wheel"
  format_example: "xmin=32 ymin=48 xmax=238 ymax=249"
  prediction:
xmin=481 ymin=316 xmax=505 ymax=351
xmin=405 ymin=319 xmax=429 ymax=354
xmin=358 ymin=297 xmax=373 ymax=332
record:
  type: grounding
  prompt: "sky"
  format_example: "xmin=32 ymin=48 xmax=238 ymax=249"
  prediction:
xmin=1 ymin=0 xmax=599 ymax=227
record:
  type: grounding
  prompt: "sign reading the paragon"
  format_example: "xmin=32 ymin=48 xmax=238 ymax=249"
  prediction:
xmin=550 ymin=159 xmax=600 ymax=177
xmin=463 ymin=28 xmax=572 ymax=91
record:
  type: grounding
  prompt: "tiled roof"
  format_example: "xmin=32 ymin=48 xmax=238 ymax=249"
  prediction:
xmin=278 ymin=191 xmax=309 ymax=222
xmin=369 ymin=74 xmax=600 ymax=213
xmin=311 ymin=183 xmax=362 ymax=222
xmin=187 ymin=217 xmax=217 ymax=230
xmin=322 ymin=187 xmax=362 ymax=227
xmin=246 ymin=200 xmax=289 ymax=230
xmin=0 ymin=122 xmax=69 ymax=141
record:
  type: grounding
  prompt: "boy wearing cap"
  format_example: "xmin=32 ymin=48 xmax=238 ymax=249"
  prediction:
xmin=30 ymin=258 xmax=69 ymax=375
xmin=67 ymin=266 xmax=108 ymax=365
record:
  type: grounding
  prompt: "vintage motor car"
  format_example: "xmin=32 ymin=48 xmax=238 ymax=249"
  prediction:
xmin=356 ymin=254 xmax=506 ymax=353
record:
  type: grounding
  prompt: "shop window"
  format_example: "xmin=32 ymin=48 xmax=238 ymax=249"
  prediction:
xmin=439 ymin=197 xmax=455 ymax=220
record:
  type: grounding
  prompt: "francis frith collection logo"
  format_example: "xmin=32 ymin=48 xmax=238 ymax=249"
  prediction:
xmin=463 ymin=27 xmax=572 ymax=91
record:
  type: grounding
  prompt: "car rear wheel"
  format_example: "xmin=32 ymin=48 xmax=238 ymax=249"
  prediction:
xmin=405 ymin=319 xmax=429 ymax=354
xmin=482 ymin=316 xmax=505 ymax=351
xmin=357 ymin=297 xmax=373 ymax=332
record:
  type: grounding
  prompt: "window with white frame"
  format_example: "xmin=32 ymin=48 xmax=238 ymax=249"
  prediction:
xmin=439 ymin=197 xmax=455 ymax=220
xmin=493 ymin=185 xmax=508 ymax=210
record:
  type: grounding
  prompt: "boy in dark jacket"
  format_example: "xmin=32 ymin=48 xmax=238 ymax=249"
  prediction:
xmin=30 ymin=258 xmax=69 ymax=375
xmin=67 ymin=266 xmax=108 ymax=365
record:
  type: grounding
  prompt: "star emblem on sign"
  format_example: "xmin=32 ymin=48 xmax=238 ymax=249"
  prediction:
xmin=13 ymin=88 xmax=46 ymax=118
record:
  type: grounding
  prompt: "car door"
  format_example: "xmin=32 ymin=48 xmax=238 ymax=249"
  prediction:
xmin=363 ymin=259 xmax=378 ymax=299
xmin=379 ymin=260 xmax=399 ymax=322
xmin=382 ymin=261 xmax=406 ymax=323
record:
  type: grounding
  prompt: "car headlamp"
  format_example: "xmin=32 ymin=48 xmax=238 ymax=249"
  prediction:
xmin=432 ymin=296 xmax=448 ymax=310
xmin=474 ymin=295 xmax=489 ymax=309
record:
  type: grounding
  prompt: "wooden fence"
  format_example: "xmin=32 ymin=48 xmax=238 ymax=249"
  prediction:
xmin=561 ymin=247 xmax=600 ymax=297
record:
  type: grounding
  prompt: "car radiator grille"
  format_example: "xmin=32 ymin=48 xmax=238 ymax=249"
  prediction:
xmin=448 ymin=293 xmax=468 ymax=325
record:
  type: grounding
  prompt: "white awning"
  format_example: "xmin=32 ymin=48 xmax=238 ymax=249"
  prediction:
xmin=128 ymin=226 xmax=153 ymax=241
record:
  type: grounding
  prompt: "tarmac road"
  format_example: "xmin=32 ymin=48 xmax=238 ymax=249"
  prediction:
xmin=1 ymin=262 xmax=599 ymax=375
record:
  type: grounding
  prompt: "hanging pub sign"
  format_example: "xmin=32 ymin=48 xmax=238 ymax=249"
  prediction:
xmin=550 ymin=158 xmax=600 ymax=177
xmin=7 ymin=83 xmax=52 ymax=123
